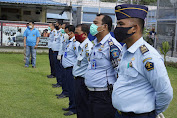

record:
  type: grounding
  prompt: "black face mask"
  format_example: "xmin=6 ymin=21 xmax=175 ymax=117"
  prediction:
xmin=55 ymin=26 xmax=59 ymax=30
xmin=114 ymin=27 xmax=135 ymax=42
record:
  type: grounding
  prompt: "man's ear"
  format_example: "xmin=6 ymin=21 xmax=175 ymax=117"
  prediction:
xmin=132 ymin=25 xmax=138 ymax=33
xmin=103 ymin=24 xmax=108 ymax=31
xmin=128 ymin=25 xmax=137 ymax=34
xmin=83 ymin=33 xmax=87 ymax=38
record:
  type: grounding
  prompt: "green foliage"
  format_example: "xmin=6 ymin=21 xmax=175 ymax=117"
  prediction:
xmin=166 ymin=62 xmax=177 ymax=68
xmin=160 ymin=41 xmax=170 ymax=65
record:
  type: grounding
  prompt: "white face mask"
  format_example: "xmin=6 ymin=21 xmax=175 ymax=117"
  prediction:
xmin=29 ymin=25 xmax=32 ymax=29
xmin=64 ymin=33 xmax=69 ymax=40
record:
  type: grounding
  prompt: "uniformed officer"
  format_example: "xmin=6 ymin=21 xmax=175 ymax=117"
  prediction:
xmin=51 ymin=23 xmax=63 ymax=88
xmin=47 ymin=23 xmax=56 ymax=78
xmin=85 ymin=14 xmax=122 ymax=118
xmin=112 ymin=4 xmax=173 ymax=118
xmin=56 ymin=24 xmax=70 ymax=98
xmin=73 ymin=24 xmax=93 ymax=118
xmin=62 ymin=25 xmax=80 ymax=116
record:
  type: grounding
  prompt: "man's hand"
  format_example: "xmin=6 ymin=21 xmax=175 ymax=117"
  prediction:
xmin=156 ymin=113 xmax=165 ymax=118
xmin=57 ymin=55 xmax=61 ymax=60
xmin=34 ymin=44 xmax=38 ymax=49
xmin=24 ymin=44 xmax=26 ymax=48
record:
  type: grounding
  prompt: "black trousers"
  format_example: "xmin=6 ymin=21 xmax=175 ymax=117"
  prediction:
xmin=89 ymin=91 xmax=116 ymax=118
xmin=74 ymin=77 xmax=90 ymax=118
xmin=48 ymin=48 xmax=55 ymax=76
xmin=60 ymin=60 xmax=69 ymax=96
xmin=52 ymin=51 xmax=62 ymax=85
xmin=65 ymin=67 xmax=76 ymax=113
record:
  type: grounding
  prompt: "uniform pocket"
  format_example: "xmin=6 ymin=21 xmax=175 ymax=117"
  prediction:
xmin=125 ymin=66 xmax=138 ymax=77
xmin=94 ymin=52 xmax=103 ymax=59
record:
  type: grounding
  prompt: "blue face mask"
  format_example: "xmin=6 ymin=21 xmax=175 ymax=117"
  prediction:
xmin=90 ymin=24 xmax=104 ymax=36
xmin=90 ymin=24 xmax=99 ymax=36
xmin=48 ymin=27 xmax=51 ymax=31
xmin=60 ymin=29 xmax=65 ymax=34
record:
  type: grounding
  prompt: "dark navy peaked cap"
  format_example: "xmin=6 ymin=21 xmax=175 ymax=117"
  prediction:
xmin=115 ymin=4 xmax=148 ymax=20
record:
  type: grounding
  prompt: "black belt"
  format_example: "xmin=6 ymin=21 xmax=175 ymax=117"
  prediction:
xmin=118 ymin=110 xmax=155 ymax=117
xmin=75 ymin=76 xmax=84 ymax=79
xmin=65 ymin=66 xmax=73 ymax=69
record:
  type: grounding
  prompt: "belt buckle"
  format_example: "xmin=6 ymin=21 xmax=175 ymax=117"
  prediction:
xmin=117 ymin=110 xmax=122 ymax=115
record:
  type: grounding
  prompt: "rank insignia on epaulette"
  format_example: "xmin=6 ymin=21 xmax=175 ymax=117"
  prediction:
xmin=98 ymin=48 xmax=102 ymax=51
xmin=145 ymin=61 xmax=154 ymax=71
xmin=101 ymin=45 xmax=104 ymax=48
xmin=85 ymin=43 xmax=88 ymax=48
xmin=74 ymin=47 xmax=76 ymax=50
xmin=60 ymin=34 xmax=62 ymax=36
xmin=140 ymin=45 xmax=149 ymax=55
xmin=73 ymin=39 xmax=76 ymax=42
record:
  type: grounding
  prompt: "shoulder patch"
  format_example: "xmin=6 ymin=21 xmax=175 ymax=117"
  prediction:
xmin=108 ymin=39 xmax=121 ymax=68
xmin=140 ymin=45 xmax=149 ymax=55
xmin=143 ymin=57 xmax=152 ymax=63
xmin=145 ymin=62 xmax=154 ymax=71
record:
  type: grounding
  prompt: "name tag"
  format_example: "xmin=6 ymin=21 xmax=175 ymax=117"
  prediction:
xmin=64 ymin=52 xmax=67 ymax=58
xmin=91 ymin=59 xmax=96 ymax=69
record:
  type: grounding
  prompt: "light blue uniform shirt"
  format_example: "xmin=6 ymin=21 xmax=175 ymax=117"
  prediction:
xmin=112 ymin=37 xmax=173 ymax=115
xmin=85 ymin=33 xmax=122 ymax=88
xmin=62 ymin=36 xmax=80 ymax=68
xmin=73 ymin=38 xmax=93 ymax=77
xmin=58 ymin=30 xmax=67 ymax=56
xmin=52 ymin=30 xmax=63 ymax=51
xmin=23 ymin=28 xmax=40 ymax=46
xmin=48 ymin=29 xmax=57 ymax=49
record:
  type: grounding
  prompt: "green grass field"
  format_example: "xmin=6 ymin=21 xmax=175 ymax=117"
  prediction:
xmin=0 ymin=53 xmax=176 ymax=118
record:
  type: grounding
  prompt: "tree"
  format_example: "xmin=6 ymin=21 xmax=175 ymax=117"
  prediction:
xmin=160 ymin=41 xmax=170 ymax=66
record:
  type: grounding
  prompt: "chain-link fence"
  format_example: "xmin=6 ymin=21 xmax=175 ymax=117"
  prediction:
xmin=157 ymin=0 xmax=177 ymax=54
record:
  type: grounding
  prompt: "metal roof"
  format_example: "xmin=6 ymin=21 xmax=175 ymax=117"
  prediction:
xmin=0 ymin=0 xmax=66 ymax=6
xmin=47 ymin=12 xmax=68 ymax=20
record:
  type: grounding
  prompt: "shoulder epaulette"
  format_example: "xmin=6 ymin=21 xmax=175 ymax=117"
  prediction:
xmin=73 ymin=39 xmax=76 ymax=42
xmin=140 ymin=45 xmax=149 ymax=55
